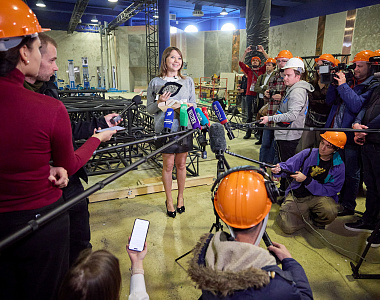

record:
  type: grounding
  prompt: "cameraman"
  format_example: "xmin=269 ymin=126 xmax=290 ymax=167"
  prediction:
xmin=325 ymin=50 xmax=379 ymax=216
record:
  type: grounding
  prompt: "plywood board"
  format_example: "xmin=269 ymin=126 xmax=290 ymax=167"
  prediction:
xmin=220 ymin=72 xmax=236 ymax=91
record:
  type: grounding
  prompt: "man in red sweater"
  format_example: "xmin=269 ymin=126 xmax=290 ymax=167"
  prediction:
xmin=239 ymin=45 xmax=269 ymax=139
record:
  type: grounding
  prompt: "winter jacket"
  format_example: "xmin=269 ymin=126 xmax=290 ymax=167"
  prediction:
xmin=325 ymin=76 xmax=379 ymax=143
xmin=268 ymin=80 xmax=314 ymax=141
xmin=274 ymin=148 xmax=345 ymax=202
xmin=188 ymin=231 xmax=313 ymax=300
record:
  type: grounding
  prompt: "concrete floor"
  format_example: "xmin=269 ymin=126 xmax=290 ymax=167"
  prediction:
xmin=87 ymin=130 xmax=380 ymax=300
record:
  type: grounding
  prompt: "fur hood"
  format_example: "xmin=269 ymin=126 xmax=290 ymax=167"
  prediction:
xmin=188 ymin=231 xmax=277 ymax=297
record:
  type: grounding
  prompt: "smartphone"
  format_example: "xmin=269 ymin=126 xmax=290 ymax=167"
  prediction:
xmin=95 ymin=126 xmax=125 ymax=133
xmin=128 ymin=218 xmax=150 ymax=252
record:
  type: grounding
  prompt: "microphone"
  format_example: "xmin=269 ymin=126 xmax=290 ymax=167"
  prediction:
xmin=195 ymin=107 xmax=208 ymax=127
xmin=201 ymin=107 xmax=210 ymax=126
xmin=187 ymin=106 xmax=201 ymax=130
xmin=179 ymin=104 xmax=188 ymax=130
xmin=163 ymin=108 xmax=174 ymax=133
xmin=209 ymin=123 xmax=226 ymax=154
xmin=110 ymin=95 xmax=142 ymax=125
xmin=212 ymin=101 xmax=235 ymax=140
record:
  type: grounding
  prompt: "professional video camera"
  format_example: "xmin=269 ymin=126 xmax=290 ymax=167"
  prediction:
xmin=370 ymin=56 xmax=380 ymax=75
xmin=318 ymin=62 xmax=356 ymax=85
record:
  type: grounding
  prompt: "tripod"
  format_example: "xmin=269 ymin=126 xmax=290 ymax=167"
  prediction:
xmin=175 ymin=151 xmax=230 ymax=263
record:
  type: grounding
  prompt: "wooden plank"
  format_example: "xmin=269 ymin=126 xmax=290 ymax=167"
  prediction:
xmin=89 ymin=175 xmax=215 ymax=203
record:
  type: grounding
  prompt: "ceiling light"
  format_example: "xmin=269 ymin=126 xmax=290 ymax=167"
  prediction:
xmin=170 ymin=26 xmax=178 ymax=34
xmin=153 ymin=14 xmax=159 ymax=19
xmin=184 ymin=25 xmax=198 ymax=33
xmin=91 ymin=16 xmax=98 ymax=23
xmin=36 ymin=0 xmax=46 ymax=8
xmin=108 ymin=0 xmax=118 ymax=2
xmin=192 ymin=4 xmax=204 ymax=17
xmin=220 ymin=8 xmax=228 ymax=16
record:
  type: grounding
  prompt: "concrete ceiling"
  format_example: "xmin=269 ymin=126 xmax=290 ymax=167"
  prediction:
xmin=27 ymin=0 xmax=380 ymax=32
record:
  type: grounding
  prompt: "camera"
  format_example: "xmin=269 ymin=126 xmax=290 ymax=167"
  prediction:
xmin=370 ymin=56 xmax=380 ymax=75
xmin=269 ymin=90 xmax=281 ymax=98
xmin=318 ymin=62 xmax=356 ymax=85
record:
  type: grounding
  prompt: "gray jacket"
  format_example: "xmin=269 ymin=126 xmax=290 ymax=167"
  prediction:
xmin=146 ymin=76 xmax=196 ymax=133
xmin=269 ymin=80 xmax=314 ymax=141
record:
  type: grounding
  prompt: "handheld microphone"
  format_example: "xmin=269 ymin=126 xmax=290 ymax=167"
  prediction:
xmin=212 ymin=101 xmax=235 ymax=140
xmin=195 ymin=107 xmax=208 ymax=127
xmin=110 ymin=95 xmax=142 ymax=125
xmin=179 ymin=104 xmax=188 ymax=130
xmin=187 ymin=106 xmax=201 ymax=130
xmin=209 ymin=123 xmax=226 ymax=154
xmin=201 ymin=107 xmax=210 ymax=126
xmin=163 ymin=108 xmax=174 ymax=133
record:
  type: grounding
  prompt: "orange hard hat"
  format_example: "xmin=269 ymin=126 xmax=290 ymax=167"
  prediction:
xmin=251 ymin=56 xmax=261 ymax=63
xmin=0 ymin=0 xmax=50 ymax=49
xmin=335 ymin=58 xmax=341 ymax=66
xmin=294 ymin=56 xmax=303 ymax=61
xmin=213 ymin=169 xmax=272 ymax=229
xmin=265 ymin=57 xmax=277 ymax=65
xmin=315 ymin=54 xmax=337 ymax=66
xmin=320 ymin=131 xmax=347 ymax=149
xmin=275 ymin=50 xmax=293 ymax=60
xmin=352 ymin=50 xmax=375 ymax=63
xmin=374 ymin=49 xmax=380 ymax=56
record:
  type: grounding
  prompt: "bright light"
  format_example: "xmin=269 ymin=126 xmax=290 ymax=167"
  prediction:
xmin=221 ymin=23 xmax=236 ymax=31
xmin=91 ymin=16 xmax=98 ymax=23
xmin=170 ymin=26 xmax=178 ymax=34
xmin=184 ymin=25 xmax=198 ymax=33
xmin=153 ymin=14 xmax=159 ymax=19
xmin=108 ymin=0 xmax=118 ymax=2
xmin=36 ymin=0 xmax=46 ymax=7
xmin=220 ymin=8 xmax=228 ymax=16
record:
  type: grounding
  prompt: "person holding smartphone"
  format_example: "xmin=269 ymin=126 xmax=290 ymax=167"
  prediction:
xmin=0 ymin=2 xmax=116 ymax=299
xmin=147 ymin=47 xmax=196 ymax=218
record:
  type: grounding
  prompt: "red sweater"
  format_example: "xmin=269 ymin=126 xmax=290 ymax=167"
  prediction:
xmin=239 ymin=62 xmax=266 ymax=96
xmin=0 ymin=69 xmax=100 ymax=212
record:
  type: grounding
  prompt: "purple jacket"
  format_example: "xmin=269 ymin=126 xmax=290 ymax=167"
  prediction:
xmin=274 ymin=148 xmax=345 ymax=202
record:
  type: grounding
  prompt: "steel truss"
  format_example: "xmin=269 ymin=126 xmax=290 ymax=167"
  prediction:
xmin=145 ymin=0 xmax=159 ymax=83
xmin=62 ymin=97 xmax=199 ymax=176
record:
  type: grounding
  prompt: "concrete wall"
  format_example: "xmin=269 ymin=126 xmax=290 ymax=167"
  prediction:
xmin=46 ymin=4 xmax=380 ymax=91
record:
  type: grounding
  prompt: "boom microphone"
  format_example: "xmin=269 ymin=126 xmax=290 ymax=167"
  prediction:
xmin=209 ymin=123 xmax=226 ymax=154
xmin=187 ymin=106 xmax=201 ymax=129
xmin=163 ymin=108 xmax=174 ymax=133
xmin=212 ymin=101 xmax=235 ymax=140
xmin=110 ymin=95 xmax=142 ymax=125
xmin=201 ymin=107 xmax=211 ymax=126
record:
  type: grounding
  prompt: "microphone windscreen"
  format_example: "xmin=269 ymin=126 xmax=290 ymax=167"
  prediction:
xmin=209 ymin=123 xmax=226 ymax=153
xmin=187 ymin=106 xmax=201 ymax=129
xmin=164 ymin=108 xmax=174 ymax=131
xmin=201 ymin=107 xmax=211 ymax=126
xmin=212 ymin=101 xmax=228 ymax=125
xmin=195 ymin=107 xmax=208 ymax=126
xmin=132 ymin=95 xmax=142 ymax=104
xmin=179 ymin=104 xmax=188 ymax=127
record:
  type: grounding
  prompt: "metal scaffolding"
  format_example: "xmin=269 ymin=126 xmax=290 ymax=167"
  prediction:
xmin=67 ymin=0 xmax=89 ymax=34
xmin=144 ymin=0 xmax=159 ymax=83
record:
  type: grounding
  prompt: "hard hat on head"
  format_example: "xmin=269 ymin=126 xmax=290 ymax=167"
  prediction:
xmin=320 ymin=131 xmax=347 ymax=149
xmin=315 ymin=54 xmax=337 ymax=66
xmin=251 ymin=56 xmax=261 ymax=63
xmin=294 ymin=56 xmax=303 ymax=61
xmin=0 ymin=0 xmax=50 ymax=51
xmin=374 ymin=49 xmax=380 ymax=56
xmin=265 ymin=57 xmax=276 ymax=65
xmin=275 ymin=50 xmax=293 ymax=60
xmin=212 ymin=166 xmax=276 ymax=229
xmin=335 ymin=58 xmax=341 ymax=66
xmin=352 ymin=50 xmax=375 ymax=63
xmin=283 ymin=57 xmax=305 ymax=73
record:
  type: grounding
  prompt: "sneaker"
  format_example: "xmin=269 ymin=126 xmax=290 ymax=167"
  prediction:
xmin=337 ymin=206 xmax=355 ymax=217
xmin=366 ymin=233 xmax=380 ymax=248
xmin=344 ymin=219 xmax=374 ymax=233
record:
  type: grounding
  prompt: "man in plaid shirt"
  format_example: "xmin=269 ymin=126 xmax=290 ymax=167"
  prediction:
xmin=259 ymin=50 xmax=292 ymax=164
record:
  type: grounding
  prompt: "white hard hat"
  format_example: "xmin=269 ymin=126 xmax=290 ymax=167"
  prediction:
xmin=283 ymin=57 xmax=305 ymax=73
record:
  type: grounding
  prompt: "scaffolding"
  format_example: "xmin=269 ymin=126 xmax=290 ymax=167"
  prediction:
xmin=144 ymin=0 xmax=159 ymax=83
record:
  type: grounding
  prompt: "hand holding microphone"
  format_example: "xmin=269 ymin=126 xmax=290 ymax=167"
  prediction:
xmin=212 ymin=101 xmax=235 ymax=140
xmin=110 ymin=95 xmax=142 ymax=125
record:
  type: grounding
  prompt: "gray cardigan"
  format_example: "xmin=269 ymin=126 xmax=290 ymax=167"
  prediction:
xmin=268 ymin=80 xmax=314 ymax=141
xmin=146 ymin=76 xmax=197 ymax=133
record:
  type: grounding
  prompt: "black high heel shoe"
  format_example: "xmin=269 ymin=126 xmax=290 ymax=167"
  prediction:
xmin=165 ymin=200 xmax=176 ymax=218
xmin=176 ymin=198 xmax=185 ymax=214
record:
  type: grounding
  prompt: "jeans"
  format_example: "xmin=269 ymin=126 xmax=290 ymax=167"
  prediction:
xmin=259 ymin=128 xmax=275 ymax=164
xmin=338 ymin=143 xmax=361 ymax=211
xmin=362 ymin=143 xmax=380 ymax=225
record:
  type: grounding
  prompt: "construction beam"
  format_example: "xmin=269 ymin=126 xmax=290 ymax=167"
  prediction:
xmin=108 ymin=0 xmax=146 ymax=30
xmin=67 ymin=0 xmax=90 ymax=34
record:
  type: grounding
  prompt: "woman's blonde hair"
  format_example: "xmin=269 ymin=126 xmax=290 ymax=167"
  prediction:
xmin=158 ymin=46 xmax=185 ymax=79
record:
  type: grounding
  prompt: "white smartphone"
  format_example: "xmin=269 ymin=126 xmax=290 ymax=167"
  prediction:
xmin=128 ymin=218 xmax=150 ymax=252
xmin=96 ymin=126 xmax=125 ymax=133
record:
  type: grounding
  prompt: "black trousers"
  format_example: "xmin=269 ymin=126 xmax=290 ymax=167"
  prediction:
xmin=276 ymin=139 xmax=300 ymax=191
xmin=0 ymin=198 xmax=69 ymax=300
xmin=62 ymin=174 xmax=91 ymax=266
xmin=245 ymin=95 xmax=255 ymax=136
